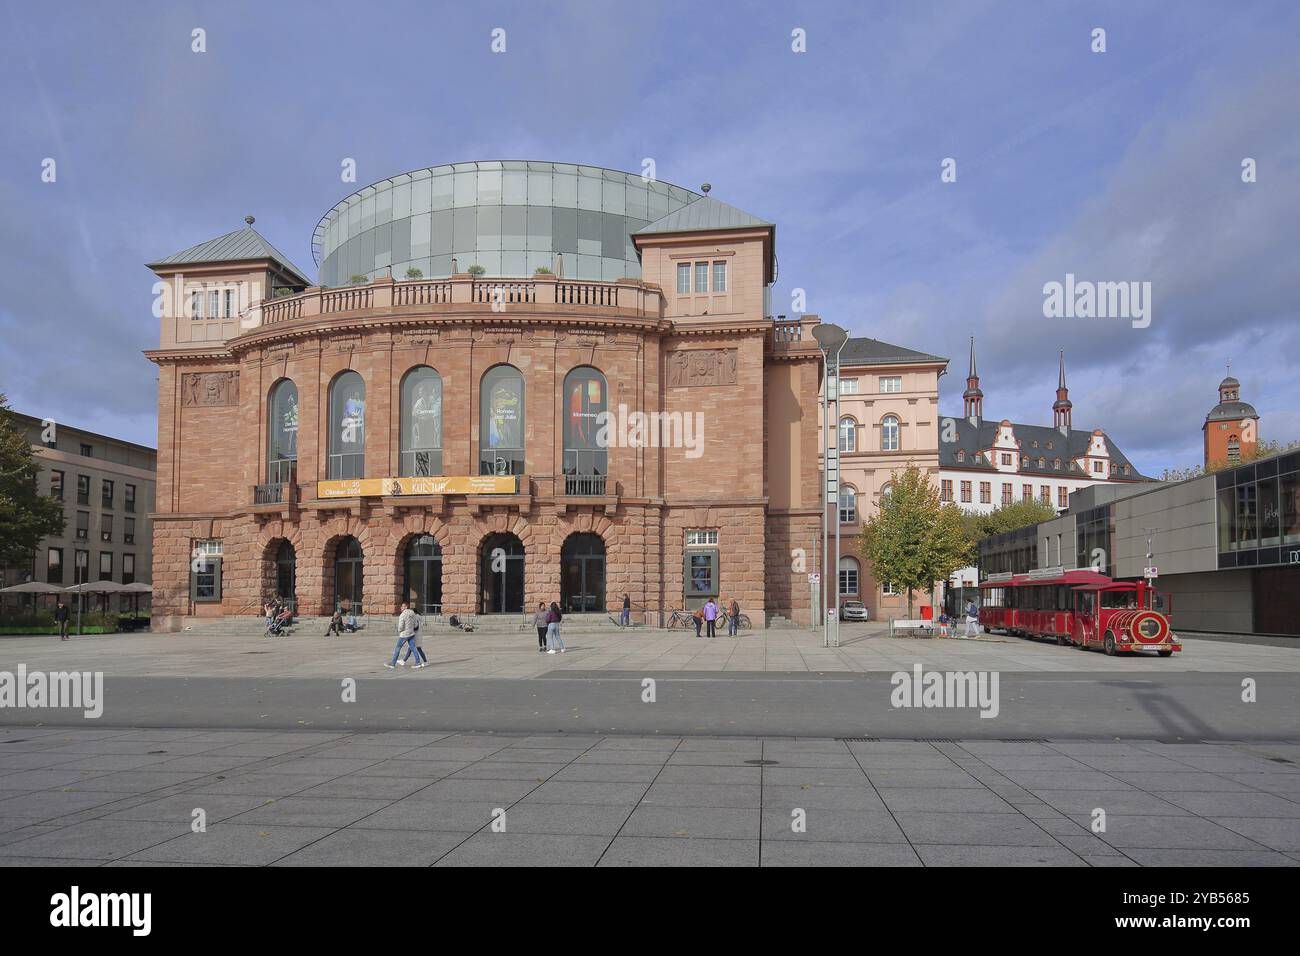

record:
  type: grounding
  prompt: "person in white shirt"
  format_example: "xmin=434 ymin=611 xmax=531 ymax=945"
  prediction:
xmin=385 ymin=603 xmax=424 ymax=669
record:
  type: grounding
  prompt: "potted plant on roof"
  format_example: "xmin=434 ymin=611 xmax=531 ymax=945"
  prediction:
xmin=404 ymin=267 xmax=423 ymax=280
xmin=349 ymin=274 xmax=370 ymax=285
xmin=467 ymin=264 xmax=485 ymax=277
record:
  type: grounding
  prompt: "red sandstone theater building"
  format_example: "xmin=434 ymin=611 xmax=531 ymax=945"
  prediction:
xmin=145 ymin=161 xmax=824 ymax=628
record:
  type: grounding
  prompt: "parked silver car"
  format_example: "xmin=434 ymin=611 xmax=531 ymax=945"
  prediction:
xmin=840 ymin=600 xmax=870 ymax=622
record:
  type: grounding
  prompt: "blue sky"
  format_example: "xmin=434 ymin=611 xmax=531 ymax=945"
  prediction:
xmin=1 ymin=0 xmax=1296 ymax=474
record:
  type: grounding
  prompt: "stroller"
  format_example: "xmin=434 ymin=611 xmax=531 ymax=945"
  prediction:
xmin=266 ymin=605 xmax=293 ymax=636
xmin=448 ymin=614 xmax=475 ymax=633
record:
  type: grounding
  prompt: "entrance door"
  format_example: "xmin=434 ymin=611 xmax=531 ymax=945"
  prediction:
xmin=561 ymin=533 xmax=605 ymax=613
xmin=404 ymin=534 xmax=443 ymax=615
xmin=275 ymin=541 xmax=296 ymax=611
xmin=480 ymin=533 xmax=524 ymax=613
xmin=334 ymin=537 xmax=364 ymax=615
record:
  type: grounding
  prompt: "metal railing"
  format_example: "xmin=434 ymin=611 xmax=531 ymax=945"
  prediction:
xmin=253 ymin=482 xmax=294 ymax=505
xmin=564 ymin=474 xmax=607 ymax=496
xmin=771 ymin=315 xmax=802 ymax=344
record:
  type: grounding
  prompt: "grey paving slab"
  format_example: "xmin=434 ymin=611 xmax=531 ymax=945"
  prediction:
xmin=655 ymin=765 xmax=761 ymax=785
xmin=1210 ymin=817 xmax=1300 ymax=851
xmin=192 ymin=772 xmax=338 ymax=796
xmin=0 ymin=788 xmax=138 ymax=822
xmin=998 ymin=770 xmax=1135 ymax=791
xmin=1106 ymin=771 xmax=1256 ymax=792
xmin=226 ymin=796 xmax=390 ymax=828
xmin=1120 ymin=847 xmax=1296 ymax=866
xmin=64 ymin=770 xmax=212 ymax=793
xmin=1152 ymin=790 xmax=1300 ymax=817
xmin=760 ymin=841 xmax=922 ymax=867
xmin=571 ymin=750 xmax=673 ymax=766
xmin=490 ymin=802 xmax=634 ymax=836
xmin=763 ymin=783 xmax=887 ymax=811
xmin=895 ymin=811 xmax=1059 ymax=847
xmin=354 ymin=799 xmax=493 ymax=832
xmin=619 ymin=805 xmax=759 ymax=840
xmin=448 ymin=762 xmax=563 ymax=781
xmin=519 ymin=780 xmax=651 ymax=806
xmin=848 ymin=752 xmax=962 ymax=770
xmin=640 ymin=783 xmax=761 ymax=809
xmin=549 ymin=763 xmax=662 ymax=783
xmin=272 ymin=828 xmax=468 ymax=866
xmin=763 ymin=808 xmax=908 ymax=843
xmin=864 ymin=768 xmax=985 ymax=789
xmin=127 ymin=824 xmax=334 ymax=865
xmin=102 ymin=793 xmax=277 ymax=824
xmin=435 ymin=832 xmax=611 ymax=866
xmin=1097 ymin=815 xmax=1264 ymax=850
xmin=876 ymin=787 xmax=1018 ymax=813
xmin=0 ymin=820 xmax=189 ymax=860
xmin=1031 ymin=789 xmax=1187 ymax=816
xmin=598 ymin=836 xmax=757 ymax=867
xmin=294 ymin=775 xmax=436 ymax=800
xmin=0 ymin=856 xmax=111 ymax=866
xmin=915 ymin=844 xmax=1087 ymax=866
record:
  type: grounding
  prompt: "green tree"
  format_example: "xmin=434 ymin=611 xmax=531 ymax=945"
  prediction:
xmin=0 ymin=394 xmax=66 ymax=567
xmin=858 ymin=465 xmax=970 ymax=618
xmin=959 ymin=498 xmax=1059 ymax=565
xmin=1161 ymin=438 xmax=1300 ymax=482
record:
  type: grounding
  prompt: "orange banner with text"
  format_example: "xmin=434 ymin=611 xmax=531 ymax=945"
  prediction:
xmin=316 ymin=476 xmax=518 ymax=498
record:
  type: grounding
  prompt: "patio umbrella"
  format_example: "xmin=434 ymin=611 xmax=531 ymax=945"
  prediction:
xmin=120 ymin=581 xmax=153 ymax=621
xmin=63 ymin=581 xmax=128 ymax=631
xmin=0 ymin=581 xmax=66 ymax=618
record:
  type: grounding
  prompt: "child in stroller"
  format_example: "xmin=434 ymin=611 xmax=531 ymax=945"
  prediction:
xmin=266 ymin=602 xmax=293 ymax=636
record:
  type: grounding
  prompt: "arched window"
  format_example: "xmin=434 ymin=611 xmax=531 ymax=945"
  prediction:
xmin=838 ymin=417 xmax=857 ymax=453
xmin=328 ymin=371 xmax=365 ymax=479
xmin=839 ymin=486 xmax=857 ymax=524
xmin=404 ymin=534 xmax=442 ymax=615
xmin=400 ymin=366 xmax=443 ymax=477
xmin=561 ymin=533 xmax=606 ymax=613
xmin=562 ymin=366 xmax=607 ymax=494
xmin=267 ymin=379 xmax=298 ymax=484
xmin=880 ymin=482 xmax=893 ymax=505
xmin=333 ymin=536 xmax=363 ymax=614
xmin=1227 ymin=435 xmax=1241 ymax=464
xmin=275 ymin=541 xmax=296 ymax=609
xmin=838 ymin=556 xmax=860 ymax=597
xmin=881 ymin=415 xmax=900 ymax=451
xmin=480 ymin=365 xmax=525 ymax=476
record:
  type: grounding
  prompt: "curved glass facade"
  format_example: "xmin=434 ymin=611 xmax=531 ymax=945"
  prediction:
xmin=314 ymin=161 xmax=701 ymax=287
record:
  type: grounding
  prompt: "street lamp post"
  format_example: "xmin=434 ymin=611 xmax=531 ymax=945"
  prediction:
xmin=813 ymin=323 xmax=849 ymax=648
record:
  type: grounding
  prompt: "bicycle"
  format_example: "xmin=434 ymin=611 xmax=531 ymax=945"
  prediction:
xmin=716 ymin=611 xmax=753 ymax=633
xmin=665 ymin=608 xmax=697 ymax=630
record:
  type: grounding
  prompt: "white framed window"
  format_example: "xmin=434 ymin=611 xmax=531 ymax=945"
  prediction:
xmin=879 ymin=376 xmax=902 ymax=393
xmin=208 ymin=290 xmax=221 ymax=318
xmin=838 ymin=417 xmax=857 ymax=453
xmin=685 ymin=529 xmax=718 ymax=546
xmin=194 ymin=539 xmax=223 ymax=555
xmin=190 ymin=290 xmax=203 ymax=320
xmin=676 ymin=263 xmax=690 ymax=294
xmin=712 ymin=261 xmax=726 ymax=292
xmin=838 ymin=378 xmax=858 ymax=395
xmin=881 ymin=415 xmax=900 ymax=451
xmin=839 ymin=487 xmax=857 ymax=524
xmin=881 ymin=581 xmax=897 ymax=596
xmin=838 ymin=557 xmax=860 ymax=596
xmin=694 ymin=262 xmax=708 ymax=293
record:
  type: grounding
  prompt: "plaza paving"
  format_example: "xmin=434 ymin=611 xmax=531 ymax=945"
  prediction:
xmin=2 ymin=619 xmax=1297 ymax=679
xmin=0 ymin=726 xmax=1297 ymax=866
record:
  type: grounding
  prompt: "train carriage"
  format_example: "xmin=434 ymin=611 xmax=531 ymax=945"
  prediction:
xmin=979 ymin=568 xmax=1181 ymax=657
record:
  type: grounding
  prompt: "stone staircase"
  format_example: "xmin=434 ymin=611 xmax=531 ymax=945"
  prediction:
xmin=161 ymin=612 xmax=667 ymax=636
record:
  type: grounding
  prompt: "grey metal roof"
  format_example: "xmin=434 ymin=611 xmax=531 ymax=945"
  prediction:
xmin=148 ymin=226 xmax=311 ymax=284
xmin=1206 ymin=400 xmax=1258 ymax=423
xmin=634 ymin=196 xmax=772 ymax=235
xmin=937 ymin=416 xmax=1149 ymax=480
xmin=840 ymin=337 xmax=948 ymax=368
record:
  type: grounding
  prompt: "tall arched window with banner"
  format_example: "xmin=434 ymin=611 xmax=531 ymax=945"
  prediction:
xmin=328 ymin=370 xmax=366 ymax=479
xmin=562 ymin=366 xmax=607 ymax=495
xmin=479 ymin=365 xmax=525 ymax=476
xmin=400 ymin=366 xmax=443 ymax=477
xmin=266 ymin=379 xmax=298 ymax=485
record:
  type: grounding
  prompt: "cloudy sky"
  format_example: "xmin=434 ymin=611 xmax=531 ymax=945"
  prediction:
xmin=1 ymin=0 xmax=1295 ymax=474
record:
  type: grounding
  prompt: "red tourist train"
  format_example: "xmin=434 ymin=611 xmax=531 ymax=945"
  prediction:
xmin=978 ymin=568 xmax=1182 ymax=657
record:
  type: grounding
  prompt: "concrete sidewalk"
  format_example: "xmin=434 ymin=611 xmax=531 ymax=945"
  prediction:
xmin=1 ymin=726 xmax=1297 ymax=866
xmin=1 ymin=620 xmax=1297 ymax=679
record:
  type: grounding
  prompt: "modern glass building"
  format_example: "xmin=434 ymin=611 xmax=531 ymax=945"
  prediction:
xmin=313 ymin=161 xmax=703 ymax=287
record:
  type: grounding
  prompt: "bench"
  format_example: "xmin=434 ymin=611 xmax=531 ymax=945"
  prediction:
xmin=890 ymin=618 xmax=935 ymax=637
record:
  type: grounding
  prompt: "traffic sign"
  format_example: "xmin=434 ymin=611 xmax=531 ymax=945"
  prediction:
xmin=808 ymin=573 xmax=820 ymax=584
xmin=1144 ymin=566 xmax=1158 ymax=578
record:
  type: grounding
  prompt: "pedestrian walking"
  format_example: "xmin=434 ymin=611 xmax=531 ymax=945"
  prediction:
xmin=545 ymin=601 xmax=566 ymax=654
xmin=385 ymin=602 xmax=424 ymax=669
xmin=964 ymin=599 xmax=979 ymax=638
xmin=692 ymin=605 xmax=704 ymax=638
xmin=325 ymin=606 xmax=343 ymax=637
xmin=620 ymin=594 xmax=631 ymax=627
xmin=533 ymin=602 xmax=549 ymax=651
xmin=401 ymin=610 xmax=429 ymax=667
xmin=727 ymin=598 xmax=740 ymax=637
xmin=703 ymin=597 xmax=718 ymax=639
xmin=55 ymin=599 xmax=70 ymax=641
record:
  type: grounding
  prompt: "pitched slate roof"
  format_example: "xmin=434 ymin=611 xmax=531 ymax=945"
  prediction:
xmin=634 ymin=196 xmax=772 ymax=235
xmin=840 ymin=337 xmax=947 ymax=368
xmin=937 ymin=416 xmax=1149 ymax=480
xmin=148 ymin=226 xmax=311 ymax=284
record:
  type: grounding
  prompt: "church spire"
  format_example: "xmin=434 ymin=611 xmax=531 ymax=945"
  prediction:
xmin=1053 ymin=349 xmax=1073 ymax=432
xmin=963 ymin=336 xmax=983 ymax=423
